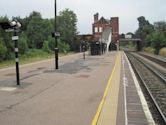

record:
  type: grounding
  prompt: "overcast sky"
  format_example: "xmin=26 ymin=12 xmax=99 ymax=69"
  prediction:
xmin=0 ymin=0 xmax=166 ymax=34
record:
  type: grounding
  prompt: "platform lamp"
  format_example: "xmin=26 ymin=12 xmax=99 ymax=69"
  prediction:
xmin=0 ymin=18 xmax=21 ymax=85
xmin=52 ymin=0 xmax=60 ymax=69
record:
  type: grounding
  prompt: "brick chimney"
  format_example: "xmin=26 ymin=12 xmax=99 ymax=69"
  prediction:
xmin=110 ymin=17 xmax=119 ymax=42
xmin=94 ymin=13 xmax=99 ymax=23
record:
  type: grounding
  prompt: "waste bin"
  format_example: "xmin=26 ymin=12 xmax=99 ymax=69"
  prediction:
xmin=90 ymin=42 xmax=101 ymax=55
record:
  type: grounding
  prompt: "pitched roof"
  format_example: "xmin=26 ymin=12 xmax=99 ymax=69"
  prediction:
xmin=96 ymin=17 xmax=109 ymax=24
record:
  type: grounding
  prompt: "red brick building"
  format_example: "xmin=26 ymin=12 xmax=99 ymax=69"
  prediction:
xmin=92 ymin=13 xmax=119 ymax=43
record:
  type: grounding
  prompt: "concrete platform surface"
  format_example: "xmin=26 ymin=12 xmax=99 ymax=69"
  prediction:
xmin=0 ymin=52 xmax=117 ymax=125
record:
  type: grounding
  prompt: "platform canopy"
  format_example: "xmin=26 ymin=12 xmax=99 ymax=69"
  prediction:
xmin=101 ymin=27 xmax=112 ymax=52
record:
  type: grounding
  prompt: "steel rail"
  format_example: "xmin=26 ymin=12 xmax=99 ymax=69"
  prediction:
xmin=126 ymin=52 xmax=166 ymax=124
xmin=138 ymin=53 xmax=166 ymax=68
xmin=130 ymin=52 xmax=166 ymax=83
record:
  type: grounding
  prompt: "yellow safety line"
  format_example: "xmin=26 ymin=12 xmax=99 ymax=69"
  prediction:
xmin=91 ymin=52 xmax=120 ymax=125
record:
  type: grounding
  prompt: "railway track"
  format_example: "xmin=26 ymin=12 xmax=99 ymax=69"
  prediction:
xmin=138 ymin=53 xmax=166 ymax=68
xmin=126 ymin=52 xmax=166 ymax=125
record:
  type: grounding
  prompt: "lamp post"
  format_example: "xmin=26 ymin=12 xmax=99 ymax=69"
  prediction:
xmin=54 ymin=0 xmax=59 ymax=69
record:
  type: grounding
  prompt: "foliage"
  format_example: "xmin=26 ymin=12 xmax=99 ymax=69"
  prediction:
xmin=143 ymin=47 xmax=155 ymax=54
xmin=48 ymin=36 xmax=55 ymax=51
xmin=135 ymin=16 xmax=166 ymax=55
xmin=58 ymin=9 xmax=78 ymax=47
xmin=145 ymin=31 xmax=166 ymax=54
xmin=47 ymin=37 xmax=70 ymax=54
xmin=0 ymin=8 xmax=77 ymax=62
xmin=26 ymin=12 xmax=44 ymax=49
xmin=135 ymin=16 xmax=154 ymax=41
xmin=58 ymin=40 xmax=70 ymax=54
xmin=154 ymin=21 xmax=166 ymax=32
xmin=0 ymin=16 xmax=14 ymax=60
xmin=21 ymin=49 xmax=49 ymax=58
xmin=19 ymin=34 xmax=28 ymax=54
xmin=42 ymin=40 xmax=51 ymax=53
xmin=0 ymin=37 xmax=7 ymax=61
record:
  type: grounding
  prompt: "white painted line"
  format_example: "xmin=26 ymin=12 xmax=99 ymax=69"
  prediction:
xmin=124 ymin=52 xmax=155 ymax=125
xmin=122 ymin=53 xmax=128 ymax=125
xmin=0 ymin=87 xmax=17 ymax=91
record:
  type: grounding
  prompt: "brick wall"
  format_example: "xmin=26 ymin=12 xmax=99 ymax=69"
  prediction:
xmin=92 ymin=13 xmax=119 ymax=43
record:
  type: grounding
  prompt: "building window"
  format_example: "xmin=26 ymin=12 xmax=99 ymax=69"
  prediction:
xmin=99 ymin=27 xmax=102 ymax=32
xmin=95 ymin=27 xmax=98 ymax=33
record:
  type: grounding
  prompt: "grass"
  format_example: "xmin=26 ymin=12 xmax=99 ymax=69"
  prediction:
xmin=143 ymin=47 xmax=155 ymax=54
xmin=0 ymin=51 xmax=74 ymax=69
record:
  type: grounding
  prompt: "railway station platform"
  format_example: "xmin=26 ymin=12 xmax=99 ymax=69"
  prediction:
xmin=0 ymin=51 xmax=155 ymax=125
xmin=91 ymin=52 xmax=155 ymax=125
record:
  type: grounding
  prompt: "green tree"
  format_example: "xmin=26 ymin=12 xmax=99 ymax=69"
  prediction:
xmin=41 ymin=19 xmax=54 ymax=40
xmin=154 ymin=21 xmax=166 ymax=36
xmin=154 ymin=21 xmax=166 ymax=31
xmin=57 ymin=9 xmax=77 ymax=48
xmin=146 ymin=32 xmax=166 ymax=54
xmin=0 ymin=16 xmax=14 ymax=60
xmin=26 ymin=11 xmax=44 ymax=49
xmin=135 ymin=16 xmax=154 ymax=40
xmin=0 ymin=9 xmax=78 ymax=61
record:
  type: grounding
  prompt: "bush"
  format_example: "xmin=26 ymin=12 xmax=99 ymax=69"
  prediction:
xmin=143 ymin=47 xmax=155 ymax=54
xmin=0 ymin=42 xmax=7 ymax=61
xmin=159 ymin=47 xmax=166 ymax=57
xmin=48 ymin=38 xmax=70 ymax=54
xmin=145 ymin=32 xmax=166 ymax=54
xmin=42 ymin=40 xmax=51 ymax=53
xmin=19 ymin=35 xmax=28 ymax=54
xmin=48 ymin=36 xmax=55 ymax=51
xmin=58 ymin=40 xmax=70 ymax=54
xmin=22 ymin=49 xmax=49 ymax=58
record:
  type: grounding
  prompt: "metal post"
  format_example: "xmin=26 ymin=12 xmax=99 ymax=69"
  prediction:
xmin=54 ymin=0 xmax=58 ymax=69
xmin=13 ymin=29 xmax=20 ymax=85
xmin=83 ymin=46 xmax=85 ymax=60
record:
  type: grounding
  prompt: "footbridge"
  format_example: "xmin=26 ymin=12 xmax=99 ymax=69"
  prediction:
xmin=119 ymin=38 xmax=142 ymax=51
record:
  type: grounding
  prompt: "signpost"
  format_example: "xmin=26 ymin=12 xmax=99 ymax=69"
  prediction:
xmin=82 ymin=41 xmax=86 ymax=60
xmin=0 ymin=19 xmax=21 ymax=85
xmin=13 ymin=28 xmax=20 ymax=85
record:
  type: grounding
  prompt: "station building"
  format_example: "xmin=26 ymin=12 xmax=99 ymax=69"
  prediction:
xmin=92 ymin=13 xmax=119 ymax=44
xmin=74 ymin=13 xmax=119 ymax=54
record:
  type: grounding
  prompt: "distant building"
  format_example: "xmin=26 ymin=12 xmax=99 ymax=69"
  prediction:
xmin=92 ymin=13 xmax=119 ymax=43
